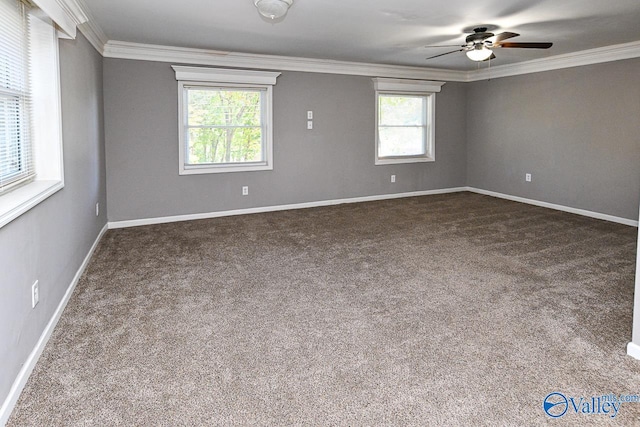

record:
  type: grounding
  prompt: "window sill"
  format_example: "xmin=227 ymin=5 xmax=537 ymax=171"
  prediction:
xmin=180 ymin=163 xmax=273 ymax=175
xmin=375 ymin=157 xmax=435 ymax=165
xmin=0 ymin=180 xmax=64 ymax=229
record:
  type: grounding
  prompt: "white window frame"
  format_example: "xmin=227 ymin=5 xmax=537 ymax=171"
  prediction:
xmin=373 ymin=78 xmax=445 ymax=165
xmin=172 ymin=66 xmax=280 ymax=175
xmin=0 ymin=1 xmax=65 ymax=229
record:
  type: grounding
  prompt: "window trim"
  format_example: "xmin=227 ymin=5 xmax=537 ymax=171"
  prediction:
xmin=172 ymin=66 xmax=281 ymax=175
xmin=0 ymin=6 xmax=64 ymax=229
xmin=372 ymin=78 xmax=445 ymax=166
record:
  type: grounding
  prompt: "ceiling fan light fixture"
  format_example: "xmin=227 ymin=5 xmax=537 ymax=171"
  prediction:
xmin=466 ymin=45 xmax=493 ymax=61
xmin=254 ymin=0 xmax=293 ymax=20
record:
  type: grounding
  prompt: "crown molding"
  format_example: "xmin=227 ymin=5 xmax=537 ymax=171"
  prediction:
xmin=101 ymin=39 xmax=640 ymax=83
xmin=77 ymin=19 xmax=108 ymax=55
xmin=467 ymin=40 xmax=640 ymax=81
xmin=75 ymin=0 xmax=108 ymax=55
xmin=33 ymin=0 xmax=87 ymax=38
xmin=39 ymin=0 xmax=108 ymax=53
xmin=34 ymin=0 xmax=107 ymax=54
xmin=102 ymin=41 xmax=469 ymax=82
xmin=55 ymin=0 xmax=87 ymax=26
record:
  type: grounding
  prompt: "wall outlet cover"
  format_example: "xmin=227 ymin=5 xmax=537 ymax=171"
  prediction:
xmin=31 ymin=280 xmax=39 ymax=308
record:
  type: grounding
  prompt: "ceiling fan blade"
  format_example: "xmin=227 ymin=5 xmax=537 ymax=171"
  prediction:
xmin=488 ymin=32 xmax=519 ymax=44
xmin=425 ymin=49 xmax=463 ymax=60
xmin=497 ymin=42 xmax=553 ymax=49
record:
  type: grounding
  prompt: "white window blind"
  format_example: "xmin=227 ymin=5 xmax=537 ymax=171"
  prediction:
xmin=0 ymin=0 xmax=34 ymax=192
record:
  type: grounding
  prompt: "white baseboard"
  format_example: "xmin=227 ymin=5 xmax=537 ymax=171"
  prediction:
xmin=0 ymin=223 xmax=109 ymax=426
xmin=627 ymin=342 xmax=640 ymax=360
xmin=109 ymin=187 xmax=638 ymax=229
xmin=465 ymin=187 xmax=638 ymax=227
xmin=108 ymin=188 xmax=468 ymax=229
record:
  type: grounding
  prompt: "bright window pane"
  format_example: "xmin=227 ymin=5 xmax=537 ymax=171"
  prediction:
xmin=377 ymin=94 xmax=429 ymax=159
xmin=185 ymin=88 xmax=264 ymax=165
xmin=379 ymin=95 xmax=425 ymax=126
xmin=379 ymin=127 xmax=425 ymax=157
xmin=188 ymin=126 xmax=262 ymax=164
xmin=187 ymin=89 xmax=261 ymax=127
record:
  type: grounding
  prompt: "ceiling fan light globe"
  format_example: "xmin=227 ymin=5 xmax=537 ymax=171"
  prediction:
xmin=466 ymin=47 xmax=493 ymax=61
xmin=254 ymin=0 xmax=293 ymax=20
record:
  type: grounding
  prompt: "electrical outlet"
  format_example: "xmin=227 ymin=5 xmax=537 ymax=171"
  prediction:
xmin=242 ymin=186 xmax=249 ymax=196
xmin=31 ymin=280 xmax=39 ymax=308
xmin=307 ymin=111 xmax=313 ymax=120
xmin=95 ymin=202 xmax=99 ymax=217
xmin=525 ymin=173 xmax=532 ymax=182
xmin=391 ymin=174 xmax=396 ymax=183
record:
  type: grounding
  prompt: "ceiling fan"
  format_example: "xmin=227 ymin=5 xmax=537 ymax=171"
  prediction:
xmin=425 ymin=27 xmax=553 ymax=62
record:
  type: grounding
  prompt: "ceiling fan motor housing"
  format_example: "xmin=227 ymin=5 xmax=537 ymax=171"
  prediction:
xmin=466 ymin=28 xmax=494 ymax=46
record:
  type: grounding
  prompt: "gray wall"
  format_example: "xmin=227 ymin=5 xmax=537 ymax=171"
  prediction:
xmin=0 ymin=33 xmax=106 ymax=406
xmin=466 ymin=58 xmax=640 ymax=220
xmin=103 ymin=59 xmax=468 ymax=222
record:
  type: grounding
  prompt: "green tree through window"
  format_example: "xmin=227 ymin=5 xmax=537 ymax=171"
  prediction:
xmin=186 ymin=88 xmax=264 ymax=165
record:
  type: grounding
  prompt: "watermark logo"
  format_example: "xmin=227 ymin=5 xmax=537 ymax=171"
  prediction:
xmin=543 ymin=392 xmax=568 ymax=418
xmin=543 ymin=392 xmax=633 ymax=419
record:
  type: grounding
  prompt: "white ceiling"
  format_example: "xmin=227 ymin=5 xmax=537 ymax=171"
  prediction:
xmin=82 ymin=0 xmax=640 ymax=71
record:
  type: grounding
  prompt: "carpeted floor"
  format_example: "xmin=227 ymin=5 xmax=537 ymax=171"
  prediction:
xmin=7 ymin=192 xmax=640 ymax=426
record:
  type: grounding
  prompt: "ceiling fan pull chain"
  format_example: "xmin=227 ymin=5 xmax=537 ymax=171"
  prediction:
xmin=488 ymin=56 xmax=492 ymax=81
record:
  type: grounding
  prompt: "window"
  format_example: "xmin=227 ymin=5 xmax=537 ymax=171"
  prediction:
xmin=173 ymin=66 xmax=281 ymax=174
xmin=185 ymin=87 xmax=264 ymax=166
xmin=0 ymin=0 xmax=33 ymax=192
xmin=373 ymin=78 xmax=445 ymax=165
xmin=0 ymin=0 xmax=66 ymax=229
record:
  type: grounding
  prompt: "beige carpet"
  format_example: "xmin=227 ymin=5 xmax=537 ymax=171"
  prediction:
xmin=7 ymin=192 xmax=640 ymax=426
